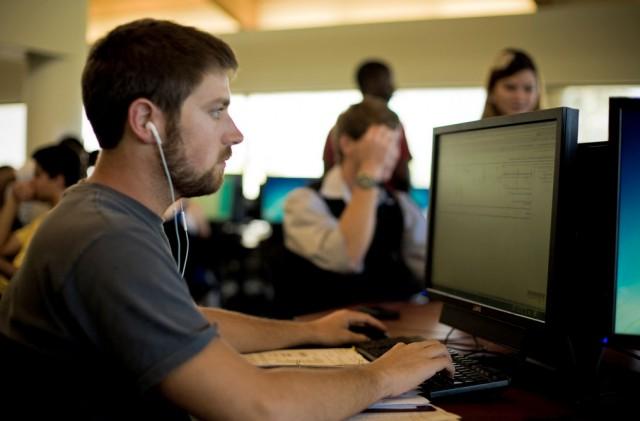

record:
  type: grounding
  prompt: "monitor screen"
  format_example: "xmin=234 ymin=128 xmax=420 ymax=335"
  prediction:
xmin=426 ymin=108 xmax=579 ymax=351
xmin=610 ymin=97 xmax=640 ymax=347
xmin=191 ymin=174 xmax=242 ymax=222
xmin=260 ymin=177 xmax=316 ymax=224
xmin=409 ymin=187 xmax=430 ymax=214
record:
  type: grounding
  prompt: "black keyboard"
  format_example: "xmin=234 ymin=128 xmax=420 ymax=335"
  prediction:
xmin=354 ymin=336 xmax=511 ymax=399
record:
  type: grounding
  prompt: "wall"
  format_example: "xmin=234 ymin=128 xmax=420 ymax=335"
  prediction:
xmin=0 ymin=58 xmax=25 ymax=104
xmin=220 ymin=2 xmax=640 ymax=93
xmin=0 ymin=1 xmax=638 ymax=156
xmin=0 ymin=0 xmax=87 ymax=154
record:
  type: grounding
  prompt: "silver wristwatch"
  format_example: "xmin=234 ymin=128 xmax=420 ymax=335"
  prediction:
xmin=355 ymin=173 xmax=379 ymax=189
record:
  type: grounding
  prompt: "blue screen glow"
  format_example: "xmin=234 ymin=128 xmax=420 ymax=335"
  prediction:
xmin=261 ymin=177 xmax=315 ymax=224
xmin=616 ymin=108 xmax=640 ymax=335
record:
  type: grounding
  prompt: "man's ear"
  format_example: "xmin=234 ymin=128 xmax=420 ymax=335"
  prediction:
xmin=128 ymin=98 xmax=163 ymax=145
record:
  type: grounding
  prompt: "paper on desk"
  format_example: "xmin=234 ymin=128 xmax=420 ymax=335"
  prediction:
xmin=245 ymin=350 xmax=461 ymax=420
xmin=350 ymin=390 xmax=460 ymax=420
xmin=368 ymin=390 xmax=430 ymax=410
xmin=243 ymin=347 xmax=369 ymax=367
xmin=349 ymin=407 xmax=460 ymax=421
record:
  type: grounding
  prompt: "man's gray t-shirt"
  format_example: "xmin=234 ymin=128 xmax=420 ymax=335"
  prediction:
xmin=0 ymin=182 xmax=217 ymax=418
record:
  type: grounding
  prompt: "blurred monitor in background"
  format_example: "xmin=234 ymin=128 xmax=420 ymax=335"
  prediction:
xmin=259 ymin=177 xmax=316 ymax=224
xmin=191 ymin=174 xmax=243 ymax=223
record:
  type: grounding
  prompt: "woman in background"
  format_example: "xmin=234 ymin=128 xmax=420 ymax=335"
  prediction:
xmin=0 ymin=166 xmax=16 ymax=211
xmin=482 ymin=48 xmax=546 ymax=118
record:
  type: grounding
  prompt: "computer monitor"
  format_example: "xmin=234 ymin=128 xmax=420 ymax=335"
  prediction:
xmin=425 ymin=108 xmax=579 ymax=356
xmin=260 ymin=176 xmax=317 ymax=224
xmin=608 ymin=97 xmax=640 ymax=349
xmin=191 ymin=174 xmax=243 ymax=222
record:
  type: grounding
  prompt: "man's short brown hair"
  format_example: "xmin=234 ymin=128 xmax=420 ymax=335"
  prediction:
xmin=82 ymin=19 xmax=238 ymax=149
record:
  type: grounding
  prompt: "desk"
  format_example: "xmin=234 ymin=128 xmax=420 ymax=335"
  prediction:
xmin=300 ymin=300 xmax=576 ymax=421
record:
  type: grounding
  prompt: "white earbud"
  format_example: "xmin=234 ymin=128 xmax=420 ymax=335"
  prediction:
xmin=145 ymin=119 xmax=190 ymax=277
xmin=146 ymin=121 xmax=162 ymax=146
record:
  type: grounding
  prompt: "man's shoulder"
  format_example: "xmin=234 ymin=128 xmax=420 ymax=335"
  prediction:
xmin=35 ymin=184 xmax=160 ymax=258
xmin=285 ymin=185 xmax=318 ymax=206
xmin=60 ymin=183 xmax=157 ymax=227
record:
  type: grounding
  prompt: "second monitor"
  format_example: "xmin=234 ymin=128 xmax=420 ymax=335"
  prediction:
xmin=259 ymin=176 xmax=317 ymax=224
xmin=191 ymin=174 xmax=244 ymax=222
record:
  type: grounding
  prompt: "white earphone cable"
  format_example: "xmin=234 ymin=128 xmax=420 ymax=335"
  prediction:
xmin=148 ymin=122 xmax=189 ymax=278
xmin=179 ymin=200 xmax=190 ymax=279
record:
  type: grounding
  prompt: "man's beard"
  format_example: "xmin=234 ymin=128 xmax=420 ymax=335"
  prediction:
xmin=162 ymin=119 xmax=229 ymax=198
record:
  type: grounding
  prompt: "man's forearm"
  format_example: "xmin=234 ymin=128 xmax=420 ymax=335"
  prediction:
xmin=338 ymin=187 xmax=378 ymax=269
xmin=198 ymin=307 xmax=320 ymax=353
xmin=160 ymin=332 xmax=391 ymax=421
xmin=257 ymin=365 xmax=385 ymax=421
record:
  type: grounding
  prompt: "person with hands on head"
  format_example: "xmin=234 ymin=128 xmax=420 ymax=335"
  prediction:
xmin=0 ymin=166 xmax=16 ymax=210
xmin=0 ymin=144 xmax=83 ymax=291
xmin=281 ymin=98 xmax=427 ymax=316
xmin=338 ymin=123 xmax=401 ymax=270
xmin=0 ymin=172 xmax=32 ymax=251
xmin=323 ymin=59 xmax=412 ymax=192
xmin=0 ymin=180 xmax=33 ymax=286
xmin=0 ymin=165 xmax=17 ymax=292
xmin=0 ymin=19 xmax=450 ymax=420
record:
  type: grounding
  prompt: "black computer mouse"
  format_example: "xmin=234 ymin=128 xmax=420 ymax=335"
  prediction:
xmin=348 ymin=324 xmax=389 ymax=340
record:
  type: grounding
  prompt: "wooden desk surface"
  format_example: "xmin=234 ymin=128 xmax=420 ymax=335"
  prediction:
xmin=300 ymin=300 xmax=577 ymax=421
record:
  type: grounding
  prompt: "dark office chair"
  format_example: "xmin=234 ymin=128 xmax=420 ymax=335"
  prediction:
xmin=0 ymin=332 xmax=69 ymax=417
xmin=0 ymin=332 xmax=190 ymax=419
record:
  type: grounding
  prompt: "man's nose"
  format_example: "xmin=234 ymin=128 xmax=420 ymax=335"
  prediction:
xmin=225 ymin=118 xmax=243 ymax=145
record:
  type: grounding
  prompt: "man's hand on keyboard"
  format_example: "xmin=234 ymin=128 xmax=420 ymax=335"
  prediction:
xmin=307 ymin=309 xmax=388 ymax=346
xmin=367 ymin=340 xmax=455 ymax=398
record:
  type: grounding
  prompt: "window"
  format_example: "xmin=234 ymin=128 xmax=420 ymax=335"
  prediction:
xmin=228 ymin=88 xmax=485 ymax=197
xmin=554 ymin=85 xmax=640 ymax=143
xmin=0 ymin=103 xmax=27 ymax=168
xmin=391 ymin=88 xmax=485 ymax=187
xmin=72 ymin=85 xmax=640 ymax=197
xmin=229 ymin=90 xmax=361 ymax=198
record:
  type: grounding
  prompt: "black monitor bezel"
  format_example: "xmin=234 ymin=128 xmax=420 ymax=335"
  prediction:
xmin=425 ymin=108 xmax=579 ymax=350
xmin=608 ymin=97 xmax=640 ymax=349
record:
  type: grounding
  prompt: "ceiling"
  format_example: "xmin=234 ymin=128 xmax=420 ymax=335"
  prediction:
xmin=88 ymin=0 xmax=632 ymax=44
xmin=88 ymin=0 xmax=544 ymax=42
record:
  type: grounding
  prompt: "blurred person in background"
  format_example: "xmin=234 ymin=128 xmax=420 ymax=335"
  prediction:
xmin=282 ymin=98 xmax=426 ymax=316
xmin=0 ymin=144 xmax=83 ymax=292
xmin=323 ymin=59 xmax=412 ymax=192
xmin=481 ymin=48 xmax=545 ymax=118
xmin=0 ymin=166 xmax=16 ymax=211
